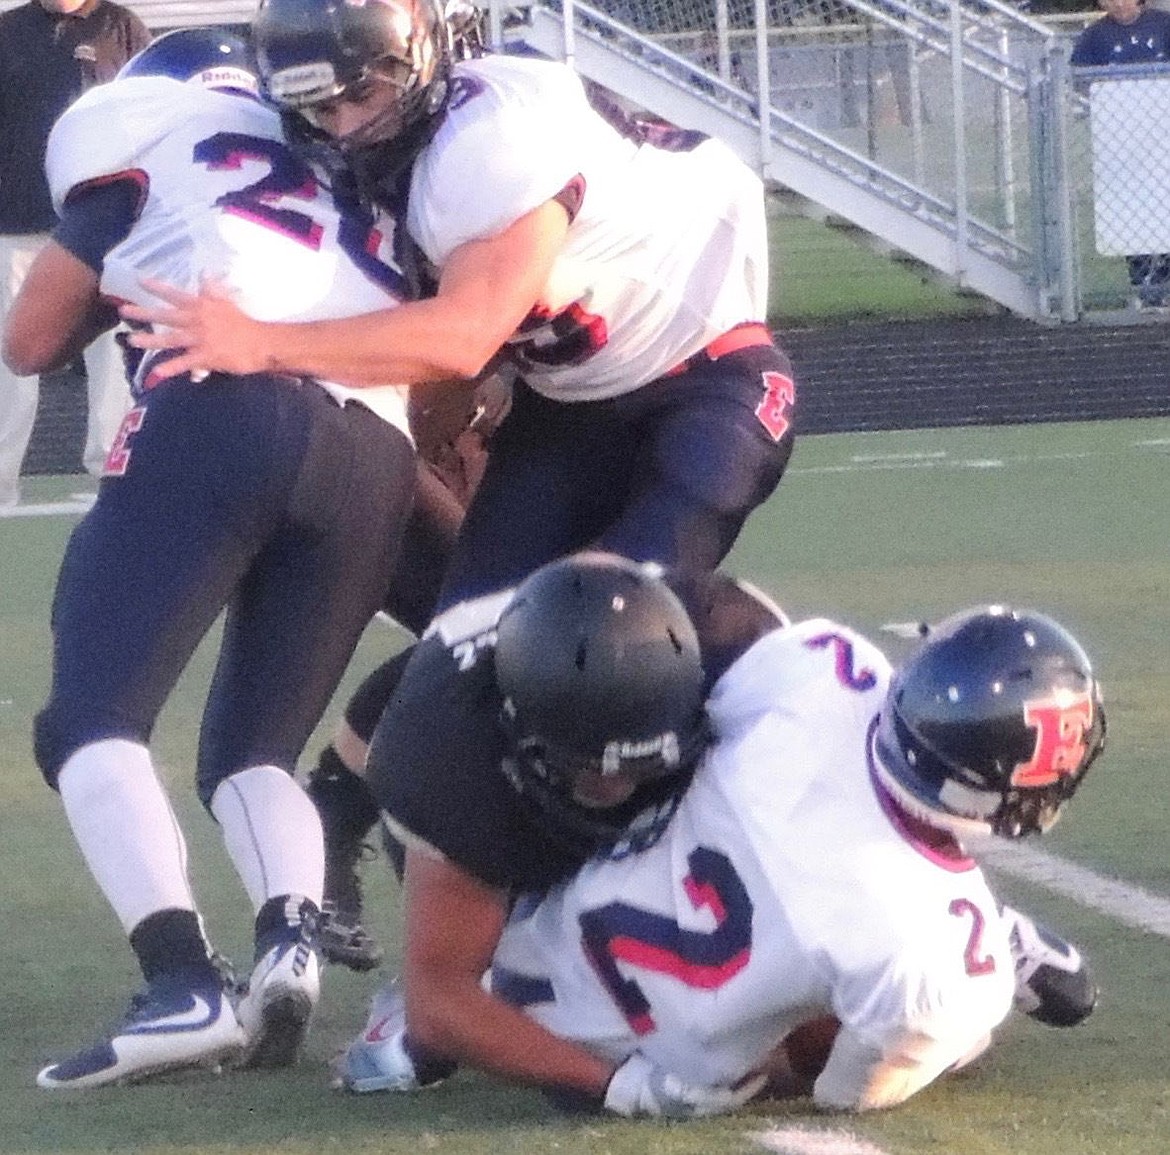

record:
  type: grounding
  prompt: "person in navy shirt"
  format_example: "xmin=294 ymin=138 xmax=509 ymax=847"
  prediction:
xmin=1072 ymin=0 xmax=1170 ymax=305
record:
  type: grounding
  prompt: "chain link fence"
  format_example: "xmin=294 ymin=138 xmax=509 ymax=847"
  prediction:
xmin=1067 ymin=61 xmax=1170 ymax=313
xmin=512 ymin=0 xmax=1170 ymax=321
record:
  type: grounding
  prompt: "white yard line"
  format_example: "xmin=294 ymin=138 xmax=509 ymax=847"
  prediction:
xmin=0 ymin=494 xmax=95 ymax=518
xmin=749 ymin=1126 xmax=893 ymax=1155
xmin=979 ymin=841 xmax=1170 ymax=938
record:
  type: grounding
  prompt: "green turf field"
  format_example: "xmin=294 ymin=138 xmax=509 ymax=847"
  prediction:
xmin=2 ymin=416 xmax=1168 ymax=1155
xmin=765 ymin=206 xmax=1001 ymax=325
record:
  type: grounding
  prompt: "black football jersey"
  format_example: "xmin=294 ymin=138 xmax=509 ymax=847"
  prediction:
xmin=366 ymin=571 xmax=785 ymax=893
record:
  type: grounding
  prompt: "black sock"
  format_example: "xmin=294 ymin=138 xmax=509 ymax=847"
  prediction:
xmin=130 ymin=909 xmax=216 ymax=985
xmin=254 ymin=895 xmax=319 ymax=959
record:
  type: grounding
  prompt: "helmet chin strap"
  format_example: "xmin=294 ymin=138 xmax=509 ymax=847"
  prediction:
xmin=348 ymin=90 xmax=450 ymax=213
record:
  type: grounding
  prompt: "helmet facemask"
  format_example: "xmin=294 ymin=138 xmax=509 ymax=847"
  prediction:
xmin=500 ymin=703 xmax=709 ymax=858
xmin=255 ymin=0 xmax=452 ymax=195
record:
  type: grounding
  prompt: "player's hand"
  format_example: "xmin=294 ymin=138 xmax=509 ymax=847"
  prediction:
xmin=603 ymin=1053 xmax=765 ymax=1118
xmin=120 ymin=277 xmax=270 ymax=380
xmin=335 ymin=981 xmax=457 ymax=1094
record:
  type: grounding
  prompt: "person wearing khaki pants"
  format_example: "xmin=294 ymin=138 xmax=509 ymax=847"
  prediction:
xmin=0 ymin=0 xmax=149 ymax=509
xmin=0 ymin=232 xmax=130 ymax=507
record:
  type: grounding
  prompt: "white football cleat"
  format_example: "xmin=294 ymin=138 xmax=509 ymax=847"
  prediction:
xmin=37 ymin=974 xmax=245 ymax=1090
xmin=237 ymin=934 xmax=321 ymax=1069
xmin=338 ymin=980 xmax=456 ymax=1093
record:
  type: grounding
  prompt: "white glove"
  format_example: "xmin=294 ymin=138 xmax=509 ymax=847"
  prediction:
xmin=603 ymin=1053 xmax=765 ymax=1118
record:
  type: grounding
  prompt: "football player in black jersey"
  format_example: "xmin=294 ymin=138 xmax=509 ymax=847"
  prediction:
xmin=330 ymin=552 xmax=1100 ymax=1116
xmin=340 ymin=551 xmax=786 ymax=1115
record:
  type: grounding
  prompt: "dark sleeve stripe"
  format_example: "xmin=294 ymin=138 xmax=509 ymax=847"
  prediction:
xmin=54 ymin=170 xmax=148 ymax=273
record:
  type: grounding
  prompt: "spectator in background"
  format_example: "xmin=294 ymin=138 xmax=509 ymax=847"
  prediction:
xmin=0 ymin=0 xmax=150 ymax=510
xmin=1072 ymin=0 xmax=1170 ymax=307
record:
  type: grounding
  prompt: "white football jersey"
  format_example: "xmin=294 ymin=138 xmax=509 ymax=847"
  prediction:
xmin=491 ymin=619 xmax=1016 ymax=1109
xmin=408 ymin=55 xmax=769 ymax=401
xmin=46 ymin=76 xmax=411 ymax=434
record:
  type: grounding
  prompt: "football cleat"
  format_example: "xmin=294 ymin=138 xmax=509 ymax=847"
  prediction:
xmin=1003 ymin=904 xmax=1098 ymax=1027
xmin=36 ymin=973 xmax=245 ymax=1090
xmin=318 ymin=902 xmax=384 ymax=973
xmin=308 ymin=758 xmax=384 ymax=972
xmin=237 ymin=908 xmax=322 ymax=1069
xmin=337 ymin=980 xmax=456 ymax=1093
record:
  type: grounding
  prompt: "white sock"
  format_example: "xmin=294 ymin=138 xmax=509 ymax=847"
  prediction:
xmin=57 ymin=739 xmax=199 ymax=934
xmin=211 ymin=764 xmax=325 ymax=912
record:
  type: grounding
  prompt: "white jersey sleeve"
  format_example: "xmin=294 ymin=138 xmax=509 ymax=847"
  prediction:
xmin=408 ymin=56 xmax=769 ymax=401
xmin=407 ymin=56 xmax=590 ymax=264
xmin=492 ymin=619 xmax=1015 ymax=1103
xmin=46 ymin=77 xmax=411 ymax=433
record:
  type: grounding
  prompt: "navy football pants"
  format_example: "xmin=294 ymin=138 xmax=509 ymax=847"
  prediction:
xmin=433 ymin=343 xmax=797 ymax=612
xmin=35 ymin=374 xmax=415 ymax=804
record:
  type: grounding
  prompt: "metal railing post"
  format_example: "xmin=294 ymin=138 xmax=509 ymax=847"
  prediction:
xmin=562 ymin=0 xmax=577 ymax=66
xmin=754 ymin=0 xmax=772 ymax=171
xmin=716 ymin=0 xmax=731 ymax=83
xmin=950 ymin=0 xmax=970 ymax=285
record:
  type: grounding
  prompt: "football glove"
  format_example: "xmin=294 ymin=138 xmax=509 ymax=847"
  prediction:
xmin=1003 ymin=903 xmax=1098 ymax=1027
xmin=603 ymin=1052 xmax=765 ymax=1118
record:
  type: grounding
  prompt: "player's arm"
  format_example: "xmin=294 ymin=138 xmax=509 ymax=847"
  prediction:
xmin=3 ymin=176 xmax=139 ymax=375
xmin=119 ymin=199 xmax=569 ymax=386
xmin=400 ymin=846 xmax=618 ymax=1096
xmin=399 ymin=848 xmax=761 ymax=1117
xmin=2 ymin=243 xmax=110 ymax=375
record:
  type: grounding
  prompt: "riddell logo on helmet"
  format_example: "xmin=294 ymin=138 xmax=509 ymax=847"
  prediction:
xmin=1012 ymin=692 xmax=1096 ymax=787
xmin=601 ymin=732 xmax=679 ymax=776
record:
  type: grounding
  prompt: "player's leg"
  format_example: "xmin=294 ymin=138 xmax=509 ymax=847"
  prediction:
xmin=310 ymin=377 xmax=509 ymax=969
xmin=432 ymin=383 xmax=632 ymax=613
xmin=595 ymin=346 xmax=796 ymax=571
xmin=200 ymin=396 xmax=415 ymax=1067
xmin=33 ymin=381 xmax=286 ymax=1089
xmin=309 ymin=649 xmax=416 ymax=970
xmin=0 ymin=233 xmax=46 ymax=508
xmin=309 ymin=455 xmax=465 ymax=970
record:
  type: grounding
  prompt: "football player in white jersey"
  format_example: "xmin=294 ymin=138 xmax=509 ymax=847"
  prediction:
xmin=481 ymin=604 xmax=1106 ymax=1111
xmin=327 ymin=551 xmax=1102 ymax=1116
xmin=122 ymin=0 xmax=799 ymax=979
xmin=2 ymin=29 xmax=421 ymax=1089
xmin=120 ymin=0 xmax=797 ymax=615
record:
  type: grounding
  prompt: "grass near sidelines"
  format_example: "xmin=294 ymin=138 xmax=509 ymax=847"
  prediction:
xmin=2 ymin=415 xmax=1169 ymax=1155
xmin=765 ymin=206 xmax=1001 ymax=325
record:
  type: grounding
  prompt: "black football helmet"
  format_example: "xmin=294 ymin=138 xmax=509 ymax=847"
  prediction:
xmin=253 ymin=0 xmax=451 ymax=148
xmin=872 ymin=606 xmax=1106 ymax=840
xmin=116 ymin=27 xmax=259 ymax=93
xmin=495 ymin=552 xmax=708 ymax=856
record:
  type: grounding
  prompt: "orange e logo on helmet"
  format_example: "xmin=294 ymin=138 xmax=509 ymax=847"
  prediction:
xmin=1013 ymin=692 xmax=1096 ymax=788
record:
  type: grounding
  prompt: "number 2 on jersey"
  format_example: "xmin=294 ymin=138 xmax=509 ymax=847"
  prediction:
xmin=949 ymin=897 xmax=997 ymax=976
xmin=578 ymin=847 xmax=753 ymax=1035
xmin=194 ymin=132 xmax=408 ymax=297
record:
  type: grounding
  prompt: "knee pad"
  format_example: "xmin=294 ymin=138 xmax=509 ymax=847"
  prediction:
xmin=34 ymin=704 xmax=141 ymax=792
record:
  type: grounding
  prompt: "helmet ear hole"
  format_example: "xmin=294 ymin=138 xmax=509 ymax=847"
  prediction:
xmin=493 ymin=552 xmax=708 ymax=854
xmin=872 ymin=606 xmax=1105 ymax=841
